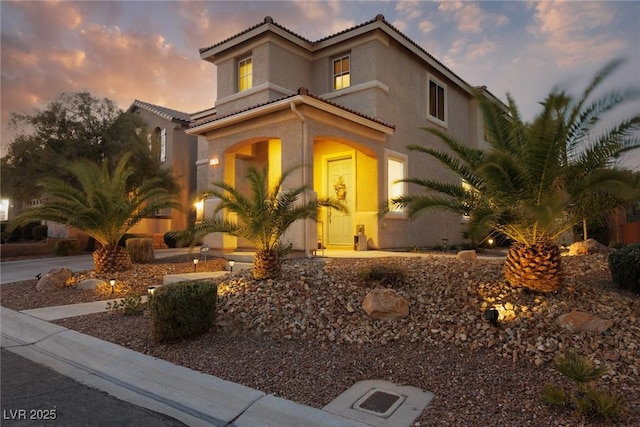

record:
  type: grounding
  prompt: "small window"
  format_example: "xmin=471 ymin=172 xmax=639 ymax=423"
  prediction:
xmin=387 ymin=154 xmax=407 ymax=213
xmin=160 ymin=128 xmax=167 ymax=163
xmin=428 ymin=75 xmax=447 ymax=125
xmin=238 ymin=57 xmax=252 ymax=91
xmin=333 ymin=55 xmax=350 ymax=91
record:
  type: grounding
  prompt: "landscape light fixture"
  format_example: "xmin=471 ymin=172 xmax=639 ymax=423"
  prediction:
xmin=487 ymin=238 xmax=494 ymax=248
xmin=484 ymin=307 xmax=499 ymax=326
xmin=147 ymin=286 xmax=156 ymax=297
xmin=193 ymin=257 xmax=199 ymax=271
xmin=228 ymin=260 xmax=235 ymax=273
xmin=109 ymin=278 xmax=116 ymax=295
xmin=441 ymin=238 xmax=448 ymax=252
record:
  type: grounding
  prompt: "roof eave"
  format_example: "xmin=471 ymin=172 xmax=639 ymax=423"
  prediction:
xmin=186 ymin=95 xmax=394 ymax=136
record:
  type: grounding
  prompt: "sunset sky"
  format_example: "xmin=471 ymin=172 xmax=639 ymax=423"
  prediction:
xmin=1 ymin=0 xmax=639 ymax=169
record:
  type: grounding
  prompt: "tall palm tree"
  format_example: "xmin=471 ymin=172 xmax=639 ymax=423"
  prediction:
xmin=195 ymin=165 xmax=347 ymax=280
xmin=14 ymin=153 xmax=180 ymax=274
xmin=392 ymin=59 xmax=640 ymax=293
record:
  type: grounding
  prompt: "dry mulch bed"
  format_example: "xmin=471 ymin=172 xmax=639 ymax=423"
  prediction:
xmin=2 ymin=253 xmax=639 ymax=426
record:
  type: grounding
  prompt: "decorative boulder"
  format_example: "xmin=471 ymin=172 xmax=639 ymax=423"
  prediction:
xmin=36 ymin=268 xmax=73 ymax=292
xmin=456 ymin=250 xmax=477 ymax=261
xmin=362 ymin=288 xmax=409 ymax=320
xmin=555 ymin=310 xmax=613 ymax=334
xmin=568 ymin=239 xmax=611 ymax=256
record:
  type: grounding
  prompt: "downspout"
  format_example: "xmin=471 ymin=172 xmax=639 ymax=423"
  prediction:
xmin=290 ymin=97 xmax=311 ymax=258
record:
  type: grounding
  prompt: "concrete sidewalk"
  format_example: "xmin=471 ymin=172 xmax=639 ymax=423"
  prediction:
xmin=1 ymin=307 xmax=370 ymax=427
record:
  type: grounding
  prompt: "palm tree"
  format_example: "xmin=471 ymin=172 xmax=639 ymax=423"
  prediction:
xmin=392 ymin=59 xmax=640 ymax=293
xmin=195 ymin=165 xmax=347 ymax=280
xmin=14 ymin=153 xmax=180 ymax=274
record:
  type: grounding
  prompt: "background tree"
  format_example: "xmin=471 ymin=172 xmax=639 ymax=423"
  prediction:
xmin=12 ymin=153 xmax=180 ymax=274
xmin=195 ymin=165 xmax=347 ymax=280
xmin=392 ymin=59 xmax=640 ymax=293
xmin=1 ymin=92 xmax=179 ymax=204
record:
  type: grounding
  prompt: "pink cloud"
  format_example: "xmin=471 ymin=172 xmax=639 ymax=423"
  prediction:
xmin=529 ymin=1 xmax=626 ymax=68
xmin=438 ymin=1 xmax=508 ymax=33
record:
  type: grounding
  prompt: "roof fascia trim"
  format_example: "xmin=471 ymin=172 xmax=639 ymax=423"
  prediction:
xmin=187 ymin=96 xmax=394 ymax=135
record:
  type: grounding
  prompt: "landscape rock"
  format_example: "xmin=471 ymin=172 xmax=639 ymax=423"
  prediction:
xmin=555 ymin=310 xmax=614 ymax=333
xmin=35 ymin=268 xmax=73 ymax=292
xmin=568 ymin=239 xmax=611 ymax=256
xmin=76 ymin=278 xmax=106 ymax=291
xmin=362 ymin=288 xmax=409 ymax=320
xmin=456 ymin=250 xmax=477 ymax=261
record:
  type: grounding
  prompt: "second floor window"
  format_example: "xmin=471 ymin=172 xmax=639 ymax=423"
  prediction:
xmin=238 ymin=57 xmax=252 ymax=91
xmin=333 ymin=55 xmax=350 ymax=90
xmin=428 ymin=76 xmax=446 ymax=124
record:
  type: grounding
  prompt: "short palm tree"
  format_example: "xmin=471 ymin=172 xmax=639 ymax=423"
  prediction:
xmin=14 ymin=153 xmax=180 ymax=274
xmin=392 ymin=59 xmax=640 ymax=292
xmin=195 ymin=165 xmax=347 ymax=280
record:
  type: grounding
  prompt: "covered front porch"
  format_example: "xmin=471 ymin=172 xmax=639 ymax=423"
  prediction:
xmin=188 ymin=90 xmax=394 ymax=254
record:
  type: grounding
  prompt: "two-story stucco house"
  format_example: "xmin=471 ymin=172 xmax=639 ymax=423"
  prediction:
xmin=127 ymin=100 xmax=198 ymax=241
xmin=188 ymin=14 xmax=503 ymax=254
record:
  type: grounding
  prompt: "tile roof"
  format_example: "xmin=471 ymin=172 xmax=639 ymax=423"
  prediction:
xmin=198 ymin=14 xmax=470 ymax=95
xmin=130 ymin=100 xmax=192 ymax=124
xmin=189 ymin=87 xmax=395 ymax=131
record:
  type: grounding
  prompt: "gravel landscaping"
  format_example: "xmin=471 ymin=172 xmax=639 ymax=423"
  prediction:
xmin=2 ymin=253 xmax=639 ymax=425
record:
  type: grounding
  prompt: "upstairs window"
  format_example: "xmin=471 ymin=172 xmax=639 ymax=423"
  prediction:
xmin=333 ymin=55 xmax=350 ymax=90
xmin=238 ymin=57 xmax=253 ymax=91
xmin=428 ymin=75 xmax=447 ymax=125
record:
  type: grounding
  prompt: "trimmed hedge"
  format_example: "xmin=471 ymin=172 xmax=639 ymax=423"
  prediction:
xmin=52 ymin=239 xmax=81 ymax=256
xmin=126 ymin=238 xmax=154 ymax=263
xmin=608 ymin=243 xmax=640 ymax=294
xmin=148 ymin=280 xmax=217 ymax=342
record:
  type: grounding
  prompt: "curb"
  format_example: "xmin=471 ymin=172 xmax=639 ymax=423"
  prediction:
xmin=0 ymin=307 xmax=370 ymax=427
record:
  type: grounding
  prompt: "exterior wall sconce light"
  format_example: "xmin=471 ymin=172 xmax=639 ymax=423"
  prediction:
xmin=484 ymin=307 xmax=499 ymax=326
xmin=228 ymin=260 xmax=235 ymax=273
xmin=193 ymin=257 xmax=199 ymax=271
xmin=109 ymin=278 xmax=116 ymax=295
xmin=209 ymin=157 xmax=220 ymax=166
xmin=147 ymin=286 xmax=156 ymax=297
xmin=441 ymin=238 xmax=448 ymax=252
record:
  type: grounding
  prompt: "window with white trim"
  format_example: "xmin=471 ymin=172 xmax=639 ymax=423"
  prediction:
xmin=160 ymin=128 xmax=167 ymax=163
xmin=387 ymin=152 xmax=407 ymax=213
xmin=238 ymin=57 xmax=252 ymax=91
xmin=428 ymin=74 xmax=447 ymax=125
xmin=333 ymin=55 xmax=350 ymax=90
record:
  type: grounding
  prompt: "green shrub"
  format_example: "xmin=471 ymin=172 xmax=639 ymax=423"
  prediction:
xmin=52 ymin=239 xmax=81 ymax=256
xmin=118 ymin=233 xmax=139 ymax=247
xmin=148 ymin=280 xmax=217 ymax=342
xmin=359 ymin=263 xmax=407 ymax=287
xmin=32 ymin=224 xmax=48 ymax=241
xmin=542 ymin=353 xmax=626 ymax=422
xmin=608 ymin=243 xmax=640 ymax=293
xmin=5 ymin=221 xmax=41 ymax=242
xmin=106 ymin=295 xmax=146 ymax=316
xmin=126 ymin=238 xmax=154 ymax=263
xmin=163 ymin=231 xmax=185 ymax=248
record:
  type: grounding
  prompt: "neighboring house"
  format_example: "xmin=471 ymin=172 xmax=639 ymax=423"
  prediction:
xmin=610 ymin=202 xmax=640 ymax=244
xmin=187 ymin=14 xmax=504 ymax=253
xmin=127 ymin=100 xmax=198 ymax=238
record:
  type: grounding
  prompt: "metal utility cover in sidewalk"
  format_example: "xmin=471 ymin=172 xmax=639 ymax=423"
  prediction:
xmin=323 ymin=380 xmax=434 ymax=427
